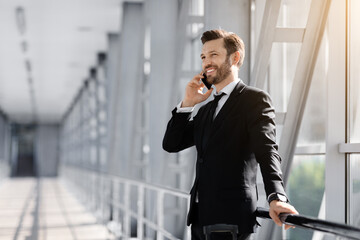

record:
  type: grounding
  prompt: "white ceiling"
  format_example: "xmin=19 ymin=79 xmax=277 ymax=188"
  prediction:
xmin=0 ymin=0 xmax=122 ymax=124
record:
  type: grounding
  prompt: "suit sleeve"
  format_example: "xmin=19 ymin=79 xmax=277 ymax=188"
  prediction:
xmin=246 ymin=91 xmax=287 ymax=198
xmin=162 ymin=108 xmax=195 ymax=153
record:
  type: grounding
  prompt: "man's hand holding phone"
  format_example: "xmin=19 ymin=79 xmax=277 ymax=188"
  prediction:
xmin=181 ymin=72 xmax=213 ymax=108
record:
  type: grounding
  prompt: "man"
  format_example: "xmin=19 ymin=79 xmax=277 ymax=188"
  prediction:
xmin=163 ymin=29 xmax=298 ymax=240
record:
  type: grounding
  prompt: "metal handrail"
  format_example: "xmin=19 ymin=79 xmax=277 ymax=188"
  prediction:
xmin=60 ymin=164 xmax=190 ymax=240
xmin=256 ymin=207 xmax=360 ymax=240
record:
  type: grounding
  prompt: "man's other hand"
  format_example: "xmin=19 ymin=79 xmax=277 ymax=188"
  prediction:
xmin=181 ymin=73 xmax=213 ymax=108
xmin=269 ymin=200 xmax=298 ymax=230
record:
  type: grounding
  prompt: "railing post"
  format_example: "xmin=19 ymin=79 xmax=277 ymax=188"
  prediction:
xmin=137 ymin=185 xmax=144 ymax=239
xmin=91 ymin=172 xmax=94 ymax=210
xmin=104 ymin=177 xmax=111 ymax=222
xmin=113 ymin=180 xmax=119 ymax=223
xmin=157 ymin=190 xmax=165 ymax=240
xmin=124 ymin=182 xmax=131 ymax=238
xmin=99 ymin=174 xmax=105 ymax=221
xmin=84 ymin=170 xmax=87 ymax=204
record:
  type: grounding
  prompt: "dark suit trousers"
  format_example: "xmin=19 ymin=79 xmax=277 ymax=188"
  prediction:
xmin=190 ymin=204 xmax=252 ymax=240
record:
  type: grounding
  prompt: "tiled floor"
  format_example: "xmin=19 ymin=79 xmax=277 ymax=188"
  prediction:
xmin=0 ymin=178 xmax=116 ymax=240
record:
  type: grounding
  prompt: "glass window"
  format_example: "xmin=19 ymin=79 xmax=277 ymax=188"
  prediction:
xmin=286 ymin=155 xmax=325 ymax=240
xmin=350 ymin=154 xmax=360 ymax=227
xmin=349 ymin=0 xmax=360 ymax=143
xmin=297 ymin=35 xmax=327 ymax=146
xmin=282 ymin=33 xmax=328 ymax=233
xmin=183 ymin=23 xmax=203 ymax=72
xmin=348 ymin=0 xmax=360 ymax=228
xmin=277 ymin=0 xmax=312 ymax=28
xmin=268 ymin=43 xmax=301 ymax=112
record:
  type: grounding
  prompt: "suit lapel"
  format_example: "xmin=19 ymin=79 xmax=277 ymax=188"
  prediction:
xmin=204 ymin=81 xmax=246 ymax=151
xmin=213 ymin=81 xmax=246 ymax=127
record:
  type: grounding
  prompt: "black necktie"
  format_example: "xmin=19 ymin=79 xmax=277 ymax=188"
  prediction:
xmin=202 ymin=93 xmax=226 ymax=151
xmin=208 ymin=92 xmax=226 ymax=122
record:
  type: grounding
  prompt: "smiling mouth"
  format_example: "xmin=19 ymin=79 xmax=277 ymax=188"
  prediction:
xmin=206 ymin=68 xmax=216 ymax=74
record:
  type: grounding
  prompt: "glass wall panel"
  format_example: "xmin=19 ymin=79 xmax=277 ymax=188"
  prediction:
xmin=284 ymin=26 xmax=327 ymax=240
xmin=286 ymin=155 xmax=325 ymax=240
xmin=268 ymin=43 xmax=301 ymax=112
xmin=349 ymin=0 xmax=360 ymax=228
xmin=183 ymin=23 xmax=204 ymax=72
xmin=350 ymin=154 xmax=360 ymax=227
xmin=349 ymin=0 xmax=360 ymax=143
xmin=277 ymin=0 xmax=312 ymax=28
xmin=297 ymin=35 xmax=327 ymax=146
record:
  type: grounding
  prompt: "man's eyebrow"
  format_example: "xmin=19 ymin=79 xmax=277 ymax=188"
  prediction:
xmin=200 ymin=50 xmax=219 ymax=58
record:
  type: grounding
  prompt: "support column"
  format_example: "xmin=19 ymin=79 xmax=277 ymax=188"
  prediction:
xmin=112 ymin=2 xmax=145 ymax=178
xmin=147 ymin=0 xmax=178 ymax=185
xmin=326 ymin=0 xmax=346 ymax=223
xmin=147 ymin=1 xmax=185 ymax=238
xmin=106 ymin=33 xmax=120 ymax=176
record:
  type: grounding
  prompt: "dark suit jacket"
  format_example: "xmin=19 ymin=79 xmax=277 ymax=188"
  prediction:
xmin=162 ymin=81 xmax=287 ymax=233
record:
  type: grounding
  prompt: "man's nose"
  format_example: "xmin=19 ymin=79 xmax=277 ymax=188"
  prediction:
xmin=203 ymin=58 xmax=212 ymax=68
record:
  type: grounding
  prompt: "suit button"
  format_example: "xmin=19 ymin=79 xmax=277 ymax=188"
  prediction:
xmin=198 ymin=158 xmax=204 ymax=163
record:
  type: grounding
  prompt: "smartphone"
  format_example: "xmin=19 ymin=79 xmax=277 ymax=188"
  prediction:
xmin=201 ymin=73 xmax=212 ymax=90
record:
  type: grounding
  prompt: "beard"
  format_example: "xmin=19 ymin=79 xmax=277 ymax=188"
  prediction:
xmin=206 ymin=56 xmax=232 ymax=85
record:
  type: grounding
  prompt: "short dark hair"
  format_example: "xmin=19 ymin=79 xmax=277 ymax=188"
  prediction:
xmin=201 ymin=29 xmax=245 ymax=68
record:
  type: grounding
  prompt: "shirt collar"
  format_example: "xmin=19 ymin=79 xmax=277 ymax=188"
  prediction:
xmin=214 ymin=78 xmax=241 ymax=97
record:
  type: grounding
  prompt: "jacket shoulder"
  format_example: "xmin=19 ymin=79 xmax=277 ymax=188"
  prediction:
xmin=242 ymin=85 xmax=271 ymax=99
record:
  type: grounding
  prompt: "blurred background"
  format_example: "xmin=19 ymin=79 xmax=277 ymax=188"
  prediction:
xmin=0 ymin=0 xmax=359 ymax=239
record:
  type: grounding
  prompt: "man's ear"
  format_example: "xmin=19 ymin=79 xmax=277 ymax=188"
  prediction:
xmin=231 ymin=51 xmax=241 ymax=66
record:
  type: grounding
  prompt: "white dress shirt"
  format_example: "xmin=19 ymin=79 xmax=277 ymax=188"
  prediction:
xmin=177 ymin=78 xmax=241 ymax=118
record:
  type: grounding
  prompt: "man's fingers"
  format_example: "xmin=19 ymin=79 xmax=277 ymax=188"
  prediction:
xmin=284 ymin=224 xmax=292 ymax=230
xmin=269 ymin=201 xmax=299 ymax=230
xmin=203 ymin=88 xmax=213 ymax=97
xmin=273 ymin=201 xmax=299 ymax=215
xmin=190 ymin=78 xmax=201 ymax=86
xmin=284 ymin=206 xmax=298 ymax=215
xmin=284 ymin=224 xmax=296 ymax=230
xmin=199 ymin=88 xmax=212 ymax=98
xmin=269 ymin=211 xmax=282 ymax=227
xmin=190 ymin=75 xmax=201 ymax=84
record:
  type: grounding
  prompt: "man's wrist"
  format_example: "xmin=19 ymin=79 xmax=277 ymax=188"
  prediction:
xmin=176 ymin=101 xmax=194 ymax=113
xmin=268 ymin=193 xmax=288 ymax=204
xmin=181 ymin=100 xmax=195 ymax=108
